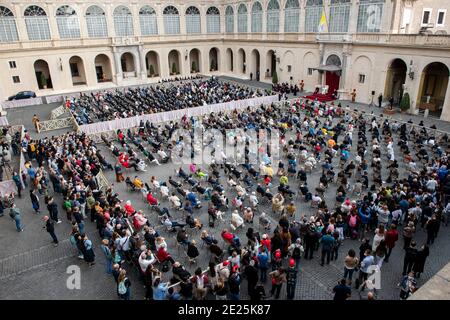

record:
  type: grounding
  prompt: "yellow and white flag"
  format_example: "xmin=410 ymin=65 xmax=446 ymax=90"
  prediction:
xmin=318 ymin=8 xmax=328 ymax=33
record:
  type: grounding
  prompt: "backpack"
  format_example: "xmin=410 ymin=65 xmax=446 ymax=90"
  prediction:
xmin=118 ymin=281 xmax=127 ymax=295
xmin=292 ymin=246 xmax=301 ymax=259
xmin=161 ymin=261 xmax=170 ymax=273
xmin=349 ymin=215 xmax=357 ymax=228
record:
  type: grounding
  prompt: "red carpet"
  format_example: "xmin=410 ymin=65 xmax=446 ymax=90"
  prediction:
xmin=304 ymin=93 xmax=336 ymax=102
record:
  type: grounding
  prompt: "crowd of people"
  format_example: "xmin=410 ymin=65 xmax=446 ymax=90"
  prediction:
xmin=3 ymin=77 xmax=450 ymax=301
xmin=67 ymin=77 xmax=269 ymax=125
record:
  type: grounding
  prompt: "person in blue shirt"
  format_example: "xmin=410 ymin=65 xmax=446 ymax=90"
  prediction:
xmin=257 ymin=248 xmax=269 ymax=283
xmin=357 ymin=249 xmax=375 ymax=289
xmin=153 ymin=277 xmax=169 ymax=300
xmin=320 ymin=230 xmax=336 ymax=266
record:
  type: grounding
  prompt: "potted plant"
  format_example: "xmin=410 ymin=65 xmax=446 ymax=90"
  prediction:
xmin=171 ymin=62 xmax=178 ymax=75
xmin=272 ymin=70 xmax=279 ymax=84
xmin=400 ymin=92 xmax=410 ymax=113
xmin=39 ymin=73 xmax=47 ymax=89
xmin=149 ymin=65 xmax=155 ymax=77
xmin=191 ymin=61 xmax=197 ymax=73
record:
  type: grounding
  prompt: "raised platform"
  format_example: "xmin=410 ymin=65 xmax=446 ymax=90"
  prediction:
xmin=304 ymin=93 xmax=336 ymax=102
xmin=409 ymin=262 xmax=450 ymax=300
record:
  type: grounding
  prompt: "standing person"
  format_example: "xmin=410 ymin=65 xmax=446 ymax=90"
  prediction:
xmin=100 ymin=239 xmax=113 ymax=274
xmin=402 ymin=241 xmax=418 ymax=275
xmin=29 ymin=189 xmax=40 ymax=214
xmin=384 ymin=224 xmax=399 ymax=263
xmin=374 ymin=240 xmax=387 ymax=269
xmin=117 ymin=269 xmax=132 ymax=300
xmin=389 ymin=96 xmax=394 ymax=109
xmin=343 ymin=249 xmax=359 ymax=285
xmin=425 ymin=214 xmax=439 ymax=245
xmin=32 ymin=114 xmax=40 ymax=132
xmin=244 ymin=260 xmax=259 ymax=299
xmin=269 ymin=267 xmax=287 ymax=299
xmin=9 ymin=204 xmax=24 ymax=232
xmin=82 ymin=234 xmax=96 ymax=266
xmin=333 ymin=279 xmax=351 ymax=301
xmin=356 ymin=249 xmax=374 ymax=289
xmin=403 ymin=221 xmax=415 ymax=249
xmin=228 ymin=266 xmax=241 ymax=300
xmin=351 ymin=89 xmax=357 ymax=102
xmin=399 ymin=272 xmax=417 ymax=300
xmin=413 ymin=245 xmax=429 ymax=278
xmin=378 ymin=93 xmax=383 ymax=108
xmin=286 ymin=259 xmax=298 ymax=300
xmin=257 ymin=248 xmax=269 ymax=283
xmin=320 ymin=230 xmax=336 ymax=266
xmin=47 ymin=197 xmax=61 ymax=224
xmin=43 ymin=216 xmax=58 ymax=246
xmin=12 ymin=172 xmax=23 ymax=198
xmin=72 ymin=208 xmax=85 ymax=235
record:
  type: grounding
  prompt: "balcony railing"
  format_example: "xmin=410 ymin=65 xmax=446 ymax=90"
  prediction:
xmin=0 ymin=33 xmax=449 ymax=51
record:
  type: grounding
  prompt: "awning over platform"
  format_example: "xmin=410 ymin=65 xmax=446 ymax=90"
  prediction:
xmin=312 ymin=64 xmax=342 ymax=72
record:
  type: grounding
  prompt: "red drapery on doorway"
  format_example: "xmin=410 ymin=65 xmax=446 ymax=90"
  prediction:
xmin=326 ymin=71 xmax=340 ymax=94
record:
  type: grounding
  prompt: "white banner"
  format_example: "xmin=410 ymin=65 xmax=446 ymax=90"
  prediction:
xmin=78 ymin=95 xmax=278 ymax=135
xmin=0 ymin=117 xmax=9 ymax=126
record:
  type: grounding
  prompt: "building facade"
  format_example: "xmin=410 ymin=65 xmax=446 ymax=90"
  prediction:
xmin=0 ymin=0 xmax=449 ymax=120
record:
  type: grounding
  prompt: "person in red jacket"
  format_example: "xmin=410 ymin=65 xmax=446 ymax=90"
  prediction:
xmin=384 ymin=224 xmax=399 ymax=263
xmin=146 ymin=193 xmax=158 ymax=206
xmin=260 ymin=234 xmax=271 ymax=252
xmin=156 ymin=244 xmax=175 ymax=264
xmin=221 ymin=229 xmax=234 ymax=244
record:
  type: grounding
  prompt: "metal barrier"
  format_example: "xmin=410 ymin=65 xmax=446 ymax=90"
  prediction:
xmin=49 ymin=105 xmax=67 ymax=120
xmin=37 ymin=117 xmax=76 ymax=133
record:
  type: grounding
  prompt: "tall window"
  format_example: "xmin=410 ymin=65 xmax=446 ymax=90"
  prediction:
xmin=113 ymin=5 xmax=133 ymax=37
xmin=329 ymin=0 xmax=350 ymax=33
xmin=305 ymin=0 xmax=322 ymax=33
xmin=163 ymin=6 xmax=180 ymax=34
xmin=207 ymin=7 xmax=220 ymax=34
xmin=86 ymin=6 xmax=108 ymax=38
xmin=251 ymin=2 xmax=263 ymax=33
xmin=139 ymin=5 xmax=157 ymax=36
xmin=267 ymin=0 xmax=280 ymax=32
xmin=357 ymin=0 xmax=384 ymax=33
xmin=284 ymin=0 xmax=300 ymax=32
xmin=238 ymin=4 xmax=248 ymax=33
xmin=0 ymin=6 xmax=18 ymax=42
xmin=226 ymin=6 xmax=234 ymax=33
xmin=24 ymin=6 xmax=51 ymax=40
xmin=186 ymin=6 xmax=201 ymax=34
xmin=56 ymin=5 xmax=80 ymax=39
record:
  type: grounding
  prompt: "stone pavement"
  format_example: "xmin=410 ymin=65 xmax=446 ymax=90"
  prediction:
xmin=1 ymin=77 xmax=450 ymax=300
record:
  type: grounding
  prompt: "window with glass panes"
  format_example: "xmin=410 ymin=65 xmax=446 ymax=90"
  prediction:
xmin=24 ymin=6 xmax=51 ymax=40
xmin=139 ymin=6 xmax=158 ymax=36
xmin=56 ymin=5 xmax=80 ymax=39
xmin=113 ymin=5 xmax=133 ymax=37
xmin=284 ymin=0 xmax=300 ymax=32
xmin=357 ymin=0 xmax=384 ymax=33
xmin=186 ymin=6 xmax=201 ymax=34
xmin=238 ymin=4 xmax=248 ymax=33
xmin=305 ymin=0 xmax=322 ymax=33
xmin=86 ymin=6 xmax=108 ymax=38
xmin=226 ymin=6 xmax=234 ymax=33
xmin=207 ymin=7 xmax=220 ymax=33
xmin=267 ymin=0 xmax=280 ymax=33
xmin=163 ymin=6 xmax=180 ymax=34
xmin=0 ymin=6 xmax=18 ymax=42
xmin=329 ymin=0 xmax=350 ymax=33
xmin=251 ymin=2 xmax=263 ymax=33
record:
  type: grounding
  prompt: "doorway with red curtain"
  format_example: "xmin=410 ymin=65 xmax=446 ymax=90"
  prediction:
xmin=326 ymin=71 xmax=340 ymax=95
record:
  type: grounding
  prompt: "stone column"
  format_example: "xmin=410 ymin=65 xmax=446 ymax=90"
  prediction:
xmin=131 ymin=4 xmax=140 ymax=38
xmin=318 ymin=43 xmax=325 ymax=85
xmin=298 ymin=1 xmax=305 ymax=34
xmin=113 ymin=48 xmax=123 ymax=82
xmin=347 ymin=0 xmax=359 ymax=34
xmin=200 ymin=5 xmax=207 ymax=35
xmin=78 ymin=4 xmax=89 ymax=39
xmin=439 ymin=77 xmax=450 ymax=121
xmin=138 ymin=45 xmax=147 ymax=79
xmin=279 ymin=6 xmax=285 ymax=40
xmin=156 ymin=4 xmax=165 ymax=35
xmin=105 ymin=4 xmax=116 ymax=37
xmin=46 ymin=4 xmax=60 ymax=40
xmin=180 ymin=5 xmax=187 ymax=35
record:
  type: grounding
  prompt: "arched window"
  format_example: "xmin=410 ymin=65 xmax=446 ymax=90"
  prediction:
xmin=357 ymin=0 xmax=384 ymax=33
xmin=251 ymin=2 xmax=262 ymax=33
xmin=329 ymin=0 xmax=350 ymax=33
xmin=139 ymin=6 xmax=157 ymax=35
xmin=237 ymin=4 xmax=248 ymax=33
xmin=24 ymin=5 xmax=51 ymax=40
xmin=56 ymin=5 xmax=80 ymax=39
xmin=113 ymin=5 xmax=133 ymax=37
xmin=207 ymin=7 xmax=220 ymax=34
xmin=266 ymin=0 xmax=280 ymax=33
xmin=284 ymin=0 xmax=300 ymax=33
xmin=305 ymin=0 xmax=323 ymax=33
xmin=225 ymin=6 xmax=234 ymax=33
xmin=0 ymin=6 xmax=18 ymax=42
xmin=163 ymin=6 xmax=180 ymax=35
xmin=86 ymin=6 xmax=108 ymax=38
xmin=186 ymin=6 xmax=201 ymax=34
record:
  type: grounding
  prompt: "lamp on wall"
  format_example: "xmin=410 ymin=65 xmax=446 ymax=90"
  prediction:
xmin=408 ymin=60 xmax=414 ymax=80
xmin=59 ymin=58 xmax=63 ymax=71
